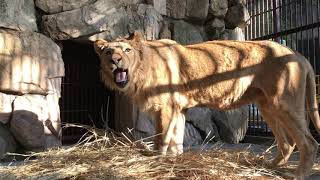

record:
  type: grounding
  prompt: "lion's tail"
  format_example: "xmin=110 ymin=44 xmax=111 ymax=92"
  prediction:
xmin=306 ymin=64 xmax=320 ymax=134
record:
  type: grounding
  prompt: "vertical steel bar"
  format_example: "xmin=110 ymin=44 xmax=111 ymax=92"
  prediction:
xmin=257 ymin=0 xmax=261 ymax=37
xmin=266 ymin=0 xmax=269 ymax=35
xmin=254 ymin=0 xmax=257 ymax=39
xmin=273 ymin=0 xmax=281 ymax=42
xmin=262 ymin=0 xmax=265 ymax=36
xmin=250 ymin=0 xmax=253 ymax=39
xmin=300 ymin=0 xmax=304 ymax=55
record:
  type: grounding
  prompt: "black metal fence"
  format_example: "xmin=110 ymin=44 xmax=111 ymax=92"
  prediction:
xmin=59 ymin=41 xmax=114 ymax=143
xmin=245 ymin=0 xmax=320 ymax=139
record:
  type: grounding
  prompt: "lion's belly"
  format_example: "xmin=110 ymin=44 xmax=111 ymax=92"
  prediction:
xmin=188 ymin=75 xmax=254 ymax=109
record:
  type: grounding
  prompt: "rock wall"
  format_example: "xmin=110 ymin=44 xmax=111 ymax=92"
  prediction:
xmin=0 ymin=0 xmax=250 ymax=156
xmin=0 ymin=0 xmax=64 ymax=158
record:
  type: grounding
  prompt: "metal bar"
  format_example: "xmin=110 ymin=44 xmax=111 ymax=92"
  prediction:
xmin=257 ymin=0 xmax=261 ymax=37
xmin=254 ymin=0 xmax=257 ymax=38
xmin=253 ymin=21 xmax=320 ymax=40
xmin=273 ymin=0 xmax=281 ymax=42
xmin=250 ymin=0 xmax=253 ymax=39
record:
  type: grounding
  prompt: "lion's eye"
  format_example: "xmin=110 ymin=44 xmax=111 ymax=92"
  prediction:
xmin=105 ymin=50 xmax=112 ymax=55
xmin=124 ymin=48 xmax=131 ymax=53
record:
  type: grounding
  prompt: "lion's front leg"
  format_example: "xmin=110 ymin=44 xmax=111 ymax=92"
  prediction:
xmin=154 ymin=109 xmax=185 ymax=155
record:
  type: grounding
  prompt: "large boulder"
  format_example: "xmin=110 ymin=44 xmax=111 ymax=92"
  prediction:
xmin=0 ymin=0 xmax=38 ymax=32
xmin=205 ymin=18 xmax=225 ymax=40
xmin=186 ymin=0 xmax=209 ymax=21
xmin=222 ymin=27 xmax=245 ymax=40
xmin=0 ymin=29 xmax=64 ymax=95
xmin=42 ymin=1 xmax=163 ymax=41
xmin=212 ymin=106 xmax=248 ymax=143
xmin=0 ymin=29 xmax=63 ymax=151
xmin=171 ymin=20 xmax=205 ymax=45
xmin=35 ymin=0 xmax=144 ymax=14
xmin=133 ymin=109 xmax=211 ymax=147
xmin=166 ymin=0 xmax=187 ymax=19
xmin=225 ymin=4 xmax=250 ymax=29
xmin=228 ymin=0 xmax=246 ymax=7
xmin=185 ymin=107 xmax=220 ymax=142
xmin=0 ymin=124 xmax=17 ymax=159
xmin=7 ymin=94 xmax=62 ymax=151
xmin=35 ymin=0 xmax=96 ymax=14
xmin=146 ymin=0 xmax=167 ymax=16
xmin=209 ymin=0 xmax=228 ymax=18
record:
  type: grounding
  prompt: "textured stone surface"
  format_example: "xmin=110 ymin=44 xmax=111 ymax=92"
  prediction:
xmin=185 ymin=107 xmax=220 ymax=142
xmin=166 ymin=0 xmax=186 ymax=19
xmin=222 ymin=27 xmax=245 ymax=40
xmin=183 ymin=123 xmax=203 ymax=147
xmin=9 ymin=94 xmax=61 ymax=150
xmin=10 ymin=110 xmax=45 ymax=150
xmin=159 ymin=21 xmax=171 ymax=39
xmin=0 ymin=29 xmax=64 ymax=95
xmin=225 ymin=4 xmax=250 ymax=29
xmin=228 ymin=0 xmax=246 ymax=7
xmin=205 ymin=18 xmax=225 ymax=40
xmin=212 ymin=106 xmax=248 ymax=143
xmin=0 ymin=0 xmax=38 ymax=32
xmin=146 ymin=0 xmax=167 ymax=15
xmin=171 ymin=20 xmax=204 ymax=45
xmin=43 ymin=1 xmax=163 ymax=41
xmin=0 ymin=124 xmax=17 ymax=159
xmin=35 ymin=0 xmax=96 ymax=14
xmin=186 ymin=0 xmax=209 ymax=20
xmin=209 ymin=0 xmax=228 ymax=17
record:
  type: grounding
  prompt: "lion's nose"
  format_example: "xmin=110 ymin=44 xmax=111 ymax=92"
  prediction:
xmin=112 ymin=54 xmax=122 ymax=63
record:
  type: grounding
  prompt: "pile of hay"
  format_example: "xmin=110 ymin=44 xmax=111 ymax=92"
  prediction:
xmin=0 ymin=124 xmax=317 ymax=180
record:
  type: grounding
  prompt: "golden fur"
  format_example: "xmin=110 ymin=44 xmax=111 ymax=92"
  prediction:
xmin=94 ymin=32 xmax=320 ymax=179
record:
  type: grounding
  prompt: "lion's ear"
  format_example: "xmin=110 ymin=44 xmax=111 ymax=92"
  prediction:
xmin=93 ymin=39 xmax=108 ymax=55
xmin=128 ymin=31 xmax=144 ymax=42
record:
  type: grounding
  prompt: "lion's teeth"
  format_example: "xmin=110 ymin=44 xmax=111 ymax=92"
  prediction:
xmin=116 ymin=71 xmax=127 ymax=82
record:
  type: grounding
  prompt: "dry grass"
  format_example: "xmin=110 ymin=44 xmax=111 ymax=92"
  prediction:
xmin=0 ymin=124 xmax=318 ymax=180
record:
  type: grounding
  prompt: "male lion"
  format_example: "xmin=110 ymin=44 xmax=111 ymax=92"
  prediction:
xmin=94 ymin=32 xmax=320 ymax=179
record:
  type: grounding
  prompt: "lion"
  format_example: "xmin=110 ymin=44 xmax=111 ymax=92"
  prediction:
xmin=94 ymin=31 xmax=320 ymax=179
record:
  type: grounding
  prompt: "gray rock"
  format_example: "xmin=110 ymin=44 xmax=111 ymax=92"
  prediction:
xmin=133 ymin=111 xmax=156 ymax=140
xmin=205 ymin=18 xmax=225 ymax=40
xmin=9 ymin=94 xmax=62 ymax=151
xmin=171 ymin=20 xmax=204 ymax=45
xmin=36 ymin=0 xmax=144 ymax=14
xmin=225 ymin=4 xmax=250 ymax=29
xmin=186 ymin=0 xmax=209 ymax=20
xmin=35 ymin=0 xmax=96 ymax=14
xmin=0 ymin=0 xmax=38 ymax=31
xmin=228 ymin=0 xmax=246 ymax=7
xmin=183 ymin=122 xmax=203 ymax=147
xmin=209 ymin=0 xmax=228 ymax=18
xmin=43 ymin=2 xmax=163 ymax=41
xmin=146 ymin=0 xmax=167 ymax=16
xmin=221 ymin=27 xmax=245 ymax=40
xmin=0 ymin=124 xmax=17 ymax=159
xmin=159 ymin=20 xmax=171 ymax=39
xmin=166 ymin=0 xmax=187 ymax=19
xmin=10 ymin=110 xmax=45 ymax=150
xmin=185 ymin=107 xmax=220 ymax=142
xmin=212 ymin=106 xmax=248 ymax=143
xmin=0 ymin=29 xmax=64 ymax=95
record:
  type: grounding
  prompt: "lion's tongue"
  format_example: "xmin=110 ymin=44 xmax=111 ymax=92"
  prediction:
xmin=116 ymin=71 xmax=127 ymax=83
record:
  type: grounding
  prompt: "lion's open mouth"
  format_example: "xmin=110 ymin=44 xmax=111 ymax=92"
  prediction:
xmin=113 ymin=68 xmax=129 ymax=88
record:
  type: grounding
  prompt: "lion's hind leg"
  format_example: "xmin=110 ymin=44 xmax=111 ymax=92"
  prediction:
xmin=273 ymin=106 xmax=318 ymax=179
xmin=258 ymin=106 xmax=296 ymax=166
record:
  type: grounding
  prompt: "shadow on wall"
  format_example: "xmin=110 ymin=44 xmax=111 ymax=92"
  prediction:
xmin=0 ymin=29 xmax=64 ymax=157
xmin=0 ymin=29 xmax=64 ymax=95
